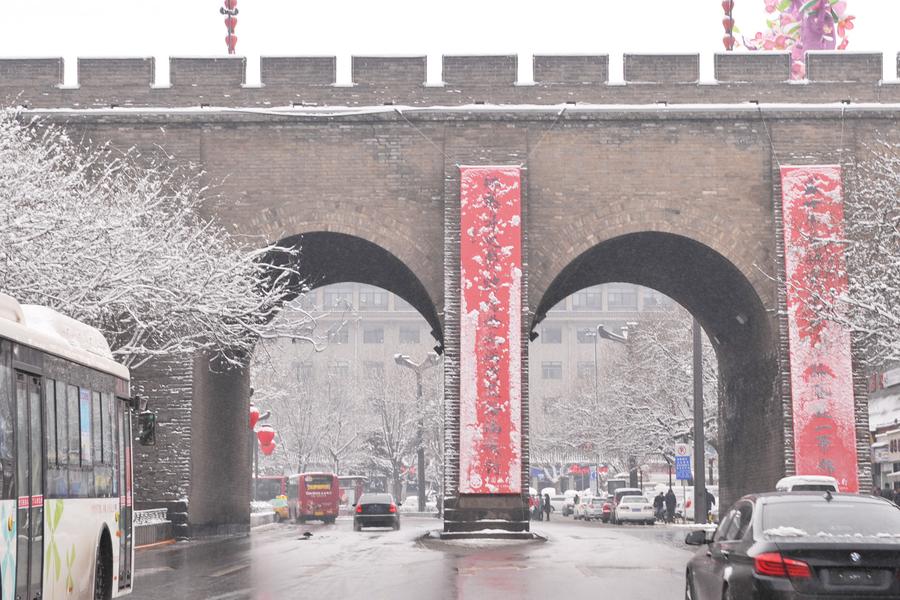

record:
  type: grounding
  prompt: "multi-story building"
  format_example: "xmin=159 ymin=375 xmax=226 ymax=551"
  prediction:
xmin=869 ymin=366 xmax=900 ymax=492
xmin=529 ymin=283 xmax=675 ymax=424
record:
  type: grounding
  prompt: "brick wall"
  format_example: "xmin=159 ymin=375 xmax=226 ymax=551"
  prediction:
xmin=13 ymin=54 xmax=896 ymax=529
xmin=4 ymin=52 xmax=900 ymax=108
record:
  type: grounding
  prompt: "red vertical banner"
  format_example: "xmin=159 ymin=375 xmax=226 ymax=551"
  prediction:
xmin=459 ymin=166 xmax=522 ymax=494
xmin=780 ymin=165 xmax=858 ymax=492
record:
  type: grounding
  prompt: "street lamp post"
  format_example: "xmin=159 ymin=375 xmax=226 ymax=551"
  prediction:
xmin=692 ymin=318 xmax=707 ymax=524
xmin=249 ymin=401 xmax=271 ymax=502
xmin=394 ymin=352 xmax=440 ymax=512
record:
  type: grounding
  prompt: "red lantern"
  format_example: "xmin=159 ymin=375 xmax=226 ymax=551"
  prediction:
xmin=260 ymin=442 xmax=276 ymax=456
xmin=225 ymin=15 xmax=237 ymax=32
xmin=224 ymin=0 xmax=237 ymax=10
xmin=249 ymin=404 xmax=260 ymax=430
xmin=721 ymin=0 xmax=734 ymax=12
xmin=722 ymin=17 xmax=734 ymax=31
xmin=225 ymin=34 xmax=238 ymax=54
xmin=256 ymin=424 xmax=275 ymax=446
xmin=723 ymin=35 xmax=736 ymax=51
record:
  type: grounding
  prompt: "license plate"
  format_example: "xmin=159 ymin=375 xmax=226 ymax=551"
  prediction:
xmin=827 ymin=569 xmax=887 ymax=587
xmin=631 ymin=508 xmax=641 ymax=512
xmin=314 ymin=512 xmax=324 ymax=516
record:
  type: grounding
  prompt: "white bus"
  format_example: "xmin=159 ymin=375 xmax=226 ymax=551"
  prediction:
xmin=0 ymin=293 xmax=138 ymax=599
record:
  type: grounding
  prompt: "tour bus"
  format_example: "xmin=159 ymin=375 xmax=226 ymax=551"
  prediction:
xmin=253 ymin=475 xmax=290 ymax=521
xmin=0 ymin=293 xmax=142 ymax=599
xmin=288 ymin=472 xmax=339 ymax=524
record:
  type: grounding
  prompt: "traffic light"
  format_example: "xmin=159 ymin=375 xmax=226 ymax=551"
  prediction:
xmin=138 ymin=410 xmax=157 ymax=446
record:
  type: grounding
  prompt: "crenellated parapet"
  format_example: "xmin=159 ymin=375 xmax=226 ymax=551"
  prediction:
xmin=3 ymin=52 xmax=900 ymax=109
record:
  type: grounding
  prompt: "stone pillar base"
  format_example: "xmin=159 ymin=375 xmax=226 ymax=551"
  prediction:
xmin=442 ymin=494 xmax=530 ymax=533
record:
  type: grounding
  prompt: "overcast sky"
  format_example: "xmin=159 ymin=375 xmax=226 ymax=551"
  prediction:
xmin=1 ymin=0 xmax=897 ymax=84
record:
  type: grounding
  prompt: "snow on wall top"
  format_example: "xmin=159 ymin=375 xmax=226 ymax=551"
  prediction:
xmin=0 ymin=52 xmax=895 ymax=110
xmin=0 ymin=293 xmax=128 ymax=379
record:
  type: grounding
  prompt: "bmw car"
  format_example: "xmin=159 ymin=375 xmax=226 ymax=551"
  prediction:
xmin=353 ymin=493 xmax=401 ymax=531
xmin=684 ymin=492 xmax=900 ymax=599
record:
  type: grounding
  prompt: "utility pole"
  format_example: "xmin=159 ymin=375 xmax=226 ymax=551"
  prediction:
xmin=394 ymin=352 xmax=440 ymax=512
xmin=692 ymin=318 xmax=706 ymax=524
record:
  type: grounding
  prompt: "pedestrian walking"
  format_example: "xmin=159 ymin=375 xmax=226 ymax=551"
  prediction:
xmin=893 ymin=488 xmax=900 ymax=507
xmin=664 ymin=488 xmax=677 ymax=524
xmin=705 ymin=489 xmax=716 ymax=523
xmin=543 ymin=493 xmax=552 ymax=521
xmin=653 ymin=492 xmax=665 ymax=522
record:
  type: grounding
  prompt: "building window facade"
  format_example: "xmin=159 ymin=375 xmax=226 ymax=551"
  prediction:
xmin=399 ymin=326 xmax=420 ymax=344
xmin=323 ymin=290 xmax=353 ymax=309
xmin=577 ymin=362 xmax=594 ymax=380
xmin=328 ymin=326 xmax=349 ymax=344
xmin=363 ymin=327 xmax=384 ymax=344
xmin=576 ymin=328 xmax=596 ymax=344
xmin=573 ymin=290 xmax=602 ymax=311
xmin=328 ymin=361 xmax=350 ymax=379
xmin=359 ymin=289 xmax=388 ymax=311
xmin=541 ymin=361 xmax=563 ymax=380
xmin=607 ymin=288 xmax=638 ymax=311
xmin=541 ymin=326 xmax=562 ymax=344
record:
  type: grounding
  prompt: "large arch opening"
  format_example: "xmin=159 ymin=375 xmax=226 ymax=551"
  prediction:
xmin=531 ymin=232 xmax=779 ymax=510
xmin=188 ymin=231 xmax=443 ymax=533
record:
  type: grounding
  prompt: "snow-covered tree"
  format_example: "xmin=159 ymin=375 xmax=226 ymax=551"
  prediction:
xmin=0 ymin=110 xmax=315 ymax=368
xmin=531 ymin=305 xmax=718 ymax=474
xmin=809 ymin=143 xmax=900 ymax=370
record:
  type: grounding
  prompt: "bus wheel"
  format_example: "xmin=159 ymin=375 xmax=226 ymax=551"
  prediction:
xmin=94 ymin=537 xmax=112 ymax=600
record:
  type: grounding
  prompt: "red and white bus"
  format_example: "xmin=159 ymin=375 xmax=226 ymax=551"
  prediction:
xmin=0 ymin=293 xmax=141 ymax=599
xmin=288 ymin=473 xmax=339 ymax=524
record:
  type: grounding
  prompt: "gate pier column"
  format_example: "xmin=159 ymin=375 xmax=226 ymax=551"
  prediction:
xmin=442 ymin=165 xmax=530 ymax=534
xmin=188 ymin=352 xmax=251 ymax=536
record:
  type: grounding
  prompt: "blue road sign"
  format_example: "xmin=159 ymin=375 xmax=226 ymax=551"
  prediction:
xmin=675 ymin=456 xmax=693 ymax=481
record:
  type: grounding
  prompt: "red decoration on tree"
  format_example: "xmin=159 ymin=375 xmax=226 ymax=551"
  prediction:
xmin=249 ymin=403 xmax=260 ymax=430
xmin=260 ymin=442 xmax=276 ymax=456
xmin=220 ymin=0 xmax=239 ymax=55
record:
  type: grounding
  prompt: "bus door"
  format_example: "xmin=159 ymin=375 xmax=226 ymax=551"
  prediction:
xmin=116 ymin=398 xmax=133 ymax=589
xmin=14 ymin=372 xmax=43 ymax=600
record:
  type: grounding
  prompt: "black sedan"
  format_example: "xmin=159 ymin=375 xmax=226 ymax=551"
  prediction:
xmin=353 ymin=493 xmax=400 ymax=531
xmin=685 ymin=492 xmax=900 ymax=599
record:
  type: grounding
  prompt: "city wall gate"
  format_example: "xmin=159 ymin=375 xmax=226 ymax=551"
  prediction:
xmin=4 ymin=51 xmax=891 ymax=535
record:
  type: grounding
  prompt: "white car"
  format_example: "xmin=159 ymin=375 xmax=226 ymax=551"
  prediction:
xmin=775 ymin=475 xmax=839 ymax=492
xmin=574 ymin=496 xmax=606 ymax=521
xmin=614 ymin=495 xmax=656 ymax=524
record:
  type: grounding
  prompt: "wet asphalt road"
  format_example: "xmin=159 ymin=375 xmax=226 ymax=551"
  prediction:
xmin=130 ymin=516 xmax=700 ymax=599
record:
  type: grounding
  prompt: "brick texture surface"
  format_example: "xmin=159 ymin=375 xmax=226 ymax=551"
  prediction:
xmin=13 ymin=53 xmax=895 ymax=530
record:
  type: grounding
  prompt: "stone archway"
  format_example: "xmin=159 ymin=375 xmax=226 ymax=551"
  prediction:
xmin=532 ymin=231 xmax=778 ymax=509
xmin=171 ymin=231 xmax=443 ymax=535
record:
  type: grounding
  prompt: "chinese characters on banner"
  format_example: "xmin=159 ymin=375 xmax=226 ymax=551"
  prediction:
xmin=459 ymin=166 xmax=522 ymax=494
xmin=780 ymin=165 xmax=858 ymax=492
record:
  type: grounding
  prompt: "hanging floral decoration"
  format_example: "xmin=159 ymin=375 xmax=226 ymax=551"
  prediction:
xmin=734 ymin=0 xmax=854 ymax=79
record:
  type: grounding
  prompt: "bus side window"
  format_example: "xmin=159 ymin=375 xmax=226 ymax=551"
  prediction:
xmin=45 ymin=379 xmax=67 ymax=497
xmin=0 ymin=341 xmax=13 ymax=499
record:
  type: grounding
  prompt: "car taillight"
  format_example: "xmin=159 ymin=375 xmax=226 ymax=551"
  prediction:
xmin=356 ymin=505 xmax=363 ymax=514
xmin=389 ymin=504 xmax=397 ymax=513
xmin=754 ymin=552 xmax=811 ymax=579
